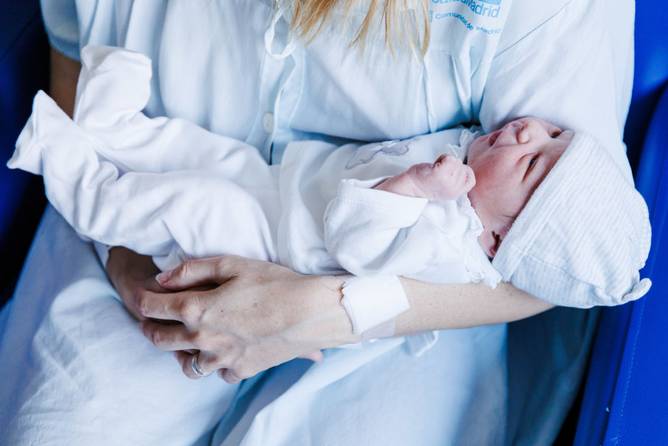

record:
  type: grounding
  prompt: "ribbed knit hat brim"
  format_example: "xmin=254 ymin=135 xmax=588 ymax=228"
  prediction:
xmin=492 ymin=133 xmax=652 ymax=308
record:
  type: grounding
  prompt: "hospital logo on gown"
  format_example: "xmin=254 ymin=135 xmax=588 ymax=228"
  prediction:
xmin=430 ymin=0 xmax=503 ymax=19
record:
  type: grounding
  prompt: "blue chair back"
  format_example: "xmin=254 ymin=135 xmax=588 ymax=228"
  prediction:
xmin=574 ymin=1 xmax=668 ymax=444
xmin=0 ymin=0 xmax=48 ymax=301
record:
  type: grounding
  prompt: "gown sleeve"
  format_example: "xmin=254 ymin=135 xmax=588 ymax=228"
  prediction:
xmin=479 ymin=0 xmax=635 ymax=178
xmin=41 ymin=0 xmax=134 ymax=61
xmin=40 ymin=0 xmax=80 ymax=59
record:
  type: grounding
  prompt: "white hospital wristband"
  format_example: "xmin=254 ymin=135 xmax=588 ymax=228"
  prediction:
xmin=340 ymin=275 xmax=410 ymax=337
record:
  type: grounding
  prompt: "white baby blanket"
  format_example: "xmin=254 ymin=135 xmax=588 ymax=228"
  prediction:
xmin=8 ymin=46 xmax=500 ymax=353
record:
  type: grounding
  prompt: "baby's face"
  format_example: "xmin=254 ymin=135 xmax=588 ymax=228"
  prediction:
xmin=467 ymin=117 xmax=574 ymax=257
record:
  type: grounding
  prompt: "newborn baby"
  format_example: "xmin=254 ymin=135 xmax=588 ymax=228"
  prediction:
xmin=372 ymin=118 xmax=570 ymax=258
xmin=9 ymin=46 xmax=582 ymax=308
xmin=10 ymin=45 xmax=651 ymax=349
xmin=322 ymin=117 xmax=572 ymax=288
xmin=8 ymin=45 xmax=573 ymax=285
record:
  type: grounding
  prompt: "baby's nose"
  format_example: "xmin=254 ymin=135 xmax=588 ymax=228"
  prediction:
xmin=511 ymin=119 xmax=538 ymax=144
xmin=515 ymin=118 xmax=551 ymax=144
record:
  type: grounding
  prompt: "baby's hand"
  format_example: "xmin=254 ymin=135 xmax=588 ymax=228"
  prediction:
xmin=375 ymin=154 xmax=476 ymax=201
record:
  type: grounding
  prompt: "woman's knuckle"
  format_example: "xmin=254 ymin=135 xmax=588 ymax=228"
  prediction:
xmin=218 ymin=337 xmax=235 ymax=352
xmin=179 ymin=261 xmax=192 ymax=277
xmin=207 ymin=353 xmax=223 ymax=367
xmin=150 ymin=330 xmax=162 ymax=346
xmin=189 ymin=330 xmax=204 ymax=347
xmin=178 ymin=300 xmax=201 ymax=324
xmin=198 ymin=337 xmax=215 ymax=352
xmin=136 ymin=291 xmax=150 ymax=315
xmin=214 ymin=256 xmax=227 ymax=273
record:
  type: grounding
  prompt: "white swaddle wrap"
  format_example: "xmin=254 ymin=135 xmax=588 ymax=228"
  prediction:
xmin=8 ymin=46 xmax=501 ymax=352
xmin=9 ymin=45 xmax=499 ymax=283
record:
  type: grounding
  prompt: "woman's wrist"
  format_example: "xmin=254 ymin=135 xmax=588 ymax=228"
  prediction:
xmin=292 ymin=275 xmax=361 ymax=349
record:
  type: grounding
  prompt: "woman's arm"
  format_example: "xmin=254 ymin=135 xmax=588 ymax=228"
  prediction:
xmin=396 ymin=278 xmax=552 ymax=333
xmin=138 ymin=255 xmax=551 ymax=383
xmin=49 ymin=47 xmax=80 ymax=117
xmin=48 ymin=45 xmax=164 ymax=316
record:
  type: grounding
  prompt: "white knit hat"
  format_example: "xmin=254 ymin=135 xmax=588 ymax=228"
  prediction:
xmin=492 ymin=133 xmax=652 ymax=308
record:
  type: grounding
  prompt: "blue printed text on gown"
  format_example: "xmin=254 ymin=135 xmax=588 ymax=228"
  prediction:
xmin=431 ymin=0 xmax=502 ymax=18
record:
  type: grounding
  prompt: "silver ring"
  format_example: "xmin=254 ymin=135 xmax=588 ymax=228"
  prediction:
xmin=191 ymin=353 xmax=207 ymax=377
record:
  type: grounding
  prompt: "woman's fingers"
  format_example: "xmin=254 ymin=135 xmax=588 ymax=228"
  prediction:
xmin=140 ymin=256 xmax=350 ymax=383
xmin=141 ymin=320 xmax=197 ymax=351
xmin=136 ymin=288 xmax=206 ymax=325
xmin=174 ymin=351 xmax=238 ymax=380
xmin=174 ymin=351 xmax=213 ymax=380
xmin=219 ymin=368 xmax=243 ymax=384
xmin=156 ymin=256 xmax=241 ymax=289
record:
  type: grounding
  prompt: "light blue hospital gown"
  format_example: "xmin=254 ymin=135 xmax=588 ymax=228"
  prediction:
xmin=0 ymin=0 xmax=634 ymax=444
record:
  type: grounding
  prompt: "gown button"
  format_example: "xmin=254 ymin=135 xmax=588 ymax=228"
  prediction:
xmin=262 ymin=112 xmax=275 ymax=133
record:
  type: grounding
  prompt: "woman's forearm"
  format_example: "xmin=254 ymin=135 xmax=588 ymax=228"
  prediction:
xmin=49 ymin=47 xmax=80 ymax=117
xmin=138 ymin=256 xmax=553 ymax=380
xmin=395 ymin=279 xmax=553 ymax=334
xmin=310 ymin=275 xmax=552 ymax=343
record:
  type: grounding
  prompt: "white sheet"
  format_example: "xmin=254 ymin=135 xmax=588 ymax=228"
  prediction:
xmin=0 ymin=206 xmax=237 ymax=445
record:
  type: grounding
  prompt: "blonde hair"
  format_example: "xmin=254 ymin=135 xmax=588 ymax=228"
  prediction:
xmin=289 ymin=0 xmax=431 ymax=55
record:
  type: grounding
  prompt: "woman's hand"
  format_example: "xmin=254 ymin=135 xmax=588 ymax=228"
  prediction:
xmin=136 ymin=256 xmax=357 ymax=383
xmin=106 ymin=249 xmax=550 ymax=384
xmin=105 ymin=247 xmax=166 ymax=320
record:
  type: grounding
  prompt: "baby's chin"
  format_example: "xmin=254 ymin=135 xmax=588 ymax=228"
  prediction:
xmin=476 ymin=231 xmax=496 ymax=259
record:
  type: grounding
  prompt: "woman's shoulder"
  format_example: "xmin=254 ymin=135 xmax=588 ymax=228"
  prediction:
xmin=497 ymin=0 xmax=572 ymax=52
xmin=498 ymin=0 xmax=623 ymax=54
xmin=41 ymin=0 xmax=149 ymax=60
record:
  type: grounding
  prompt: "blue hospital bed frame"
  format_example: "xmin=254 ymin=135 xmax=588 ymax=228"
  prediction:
xmin=0 ymin=1 xmax=666 ymax=443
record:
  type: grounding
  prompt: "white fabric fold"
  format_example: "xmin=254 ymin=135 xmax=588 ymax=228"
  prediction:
xmin=325 ymin=177 xmax=501 ymax=289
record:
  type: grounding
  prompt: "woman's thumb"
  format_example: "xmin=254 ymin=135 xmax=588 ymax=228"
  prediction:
xmin=155 ymin=257 xmax=231 ymax=289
